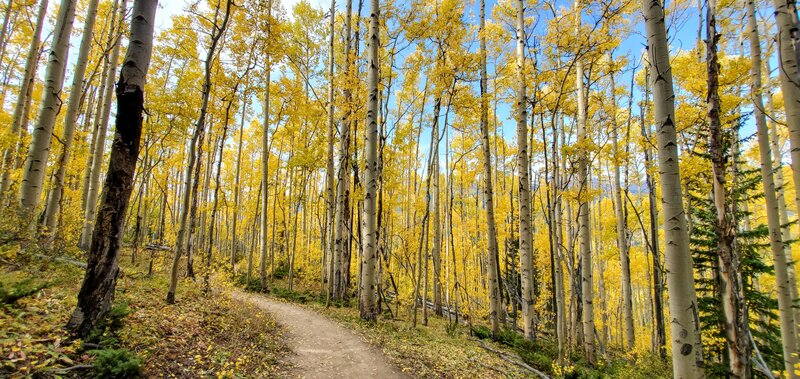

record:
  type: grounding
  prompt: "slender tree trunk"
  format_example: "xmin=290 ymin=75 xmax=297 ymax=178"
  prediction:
xmin=747 ymin=0 xmax=799 ymax=375
xmin=515 ymin=0 xmax=534 ymax=341
xmin=643 ymin=0 xmax=704 ymax=375
xmin=574 ymin=2 xmax=594 ymax=361
xmin=42 ymin=0 xmax=102 ymax=239
xmin=479 ymin=0 xmax=501 ymax=336
xmin=325 ymin=0 xmax=337 ymax=302
xmin=765 ymin=47 xmax=800 ymax=345
xmin=260 ymin=0 xmax=273 ymax=291
xmin=0 ymin=0 xmax=48 ymax=197
xmin=205 ymin=94 xmax=234 ymax=293
xmin=232 ymin=93 xmax=247 ymax=274
xmin=359 ymin=0 xmax=379 ymax=321
xmin=18 ymin=0 xmax=78 ymax=226
xmin=609 ymin=60 xmax=634 ymax=351
xmin=167 ymin=0 xmax=232 ymax=303
xmin=67 ymin=0 xmax=157 ymax=337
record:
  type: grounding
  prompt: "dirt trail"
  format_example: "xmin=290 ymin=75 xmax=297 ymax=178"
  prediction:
xmin=231 ymin=291 xmax=407 ymax=379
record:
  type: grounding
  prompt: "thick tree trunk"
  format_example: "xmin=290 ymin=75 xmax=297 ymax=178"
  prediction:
xmin=18 ymin=0 xmax=77 ymax=226
xmin=0 ymin=0 xmax=47 ymax=197
xmin=479 ymin=0 xmax=502 ymax=336
xmin=515 ymin=0 xmax=534 ymax=341
xmin=359 ymin=0 xmax=379 ymax=321
xmin=67 ymin=0 xmax=157 ymax=338
xmin=42 ymin=0 xmax=102 ymax=239
xmin=643 ymin=0 xmax=705 ymax=376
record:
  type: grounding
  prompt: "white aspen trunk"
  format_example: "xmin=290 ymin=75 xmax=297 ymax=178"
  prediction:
xmin=325 ymin=0 xmax=336 ymax=301
xmin=18 ymin=0 xmax=77 ymax=225
xmin=333 ymin=0 xmax=353 ymax=301
xmin=765 ymin=50 xmax=800 ymax=346
xmin=259 ymin=0 xmax=273 ymax=290
xmin=0 ymin=0 xmax=48 ymax=197
xmin=479 ymin=0 xmax=501 ymax=336
xmin=643 ymin=0 xmax=705 ymax=376
xmin=574 ymin=0 xmax=594 ymax=360
xmin=43 ymin=0 xmax=102 ymax=237
xmin=515 ymin=0 xmax=534 ymax=341
xmin=359 ymin=0 xmax=379 ymax=321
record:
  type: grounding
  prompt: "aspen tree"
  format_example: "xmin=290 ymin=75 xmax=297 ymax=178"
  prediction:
xmin=479 ymin=0 xmax=502 ymax=336
xmin=609 ymin=54 xmax=634 ymax=351
xmin=260 ymin=0 xmax=273 ymax=291
xmin=747 ymin=0 xmax=799 ymax=375
xmin=515 ymin=0 xmax=534 ymax=341
xmin=643 ymin=0 xmax=704 ymax=375
xmin=573 ymin=0 xmax=594 ymax=363
xmin=168 ymin=0 xmax=233 ymax=303
xmin=0 ymin=0 xmax=48 ymax=197
xmin=325 ymin=0 xmax=336 ymax=301
xmin=18 ymin=0 xmax=77 ymax=225
xmin=68 ymin=0 xmax=158 ymax=338
xmin=43 ymin=0 xmax=102 ymax=238
xmin=360 ymin=0 xmax=379 ymax=322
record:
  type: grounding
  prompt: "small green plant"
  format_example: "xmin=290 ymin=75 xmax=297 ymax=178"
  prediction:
xmin=91 ymin=349 xmax=142 ymax=378
xmin=0 ymin=277 xmax=51 ymax=304
xmin=470 ymin=325 xmax=491 ymax=339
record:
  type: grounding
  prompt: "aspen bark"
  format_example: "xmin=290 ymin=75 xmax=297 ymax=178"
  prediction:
xmin=515 ymin=0 xmax=534 ymax=341
xmin=18 ymin=0 xmax=77 ymax=225
xmin=359 ymin=0 xmax=379 ymax=321
xmin=0 ymin=0 xmax=48 ymax=197
xmin=67 ymin=0 xmax=157 ymax=338
xmin=643 ymin=0 xmax=704 ymax=375
xmin=479 ymin=0 xmax=501 ymax=336
xmin=43 ymin=0 xmax=102 ymax=237
xmin=260 ymin=0 xmax=272 ymax=291
xmin=333 ymin=0 xmax=353 ymax=301
xmin=574 ymin=1 xmax=594 ymax=360
xmin=325 ymin=0 xmax=336 ymax=301
xmin=749 ymin=0 xmax=799 ymax=375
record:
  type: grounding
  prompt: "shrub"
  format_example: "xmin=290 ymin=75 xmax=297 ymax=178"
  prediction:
xmin=91 ymin=349 xmax=142 ymax=378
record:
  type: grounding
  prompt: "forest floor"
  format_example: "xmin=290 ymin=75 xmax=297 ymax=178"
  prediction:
xmin=231 ymin=290 xmax=406 ymax=378
xmin=0 ymin=247 xmax=288 ymax=378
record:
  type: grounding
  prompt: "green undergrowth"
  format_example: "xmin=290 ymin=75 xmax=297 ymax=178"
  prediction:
xmin=1 ymin=247 xmax=288 ymax=378
xmin=248 ymin=278 xmax=672 ymax=379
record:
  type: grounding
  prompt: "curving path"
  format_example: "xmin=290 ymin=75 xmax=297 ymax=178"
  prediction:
xmin=231 ymin=290 xmax=407 ymax=379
